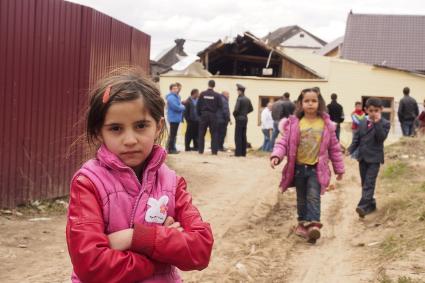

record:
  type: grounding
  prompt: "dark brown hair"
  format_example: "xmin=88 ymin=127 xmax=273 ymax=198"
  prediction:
xmin=86 ymin=68 xmax=165 ymax=146
xmin=191 ymin=88 xmax=199 ymax=96
xmin=365 ymin=97 xmax=383 ymax=108
xmin=294 ymin=88 xmax=327 ymax=118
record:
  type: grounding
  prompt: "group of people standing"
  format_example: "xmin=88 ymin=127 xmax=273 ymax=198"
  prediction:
xmin=260 ymin=92 xmax=296 ymax=152
xmin=165 ymin=80 xmax=253 ymax=157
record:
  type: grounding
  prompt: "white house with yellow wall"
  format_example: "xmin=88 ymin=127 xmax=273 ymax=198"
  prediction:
xmin=160 ymin=51 xmax=425 ymax=149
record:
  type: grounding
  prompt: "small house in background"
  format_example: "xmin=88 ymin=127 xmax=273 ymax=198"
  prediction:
xmin=0 ymin=0 xmax=151 ymax=208
xmin=315 ymin=36 xmax=344 ymax=57
xmin=341 ymin=12 xmax=425 ymax=74
xmin=263 ymin=25 xmax=327 ymax=52
xmin=197 ymin=32 xmax=321 ymax=79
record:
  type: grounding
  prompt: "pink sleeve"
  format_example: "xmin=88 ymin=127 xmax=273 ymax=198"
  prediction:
xmin=328 ymin=126 xmax=345 ymax=175
xmin=271 ymin=119 xmax=290 ymax=160
xmin=278 ymin=118 xmax=288 ymax=135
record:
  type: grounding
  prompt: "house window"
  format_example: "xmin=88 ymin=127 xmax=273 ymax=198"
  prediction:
xmin=300 ymin=33 xmax=305 ymax=38
xmin=361 ymin=96 xmax=394 ymax=122
xmin=258 ymin=96 xmax=281 ymax=125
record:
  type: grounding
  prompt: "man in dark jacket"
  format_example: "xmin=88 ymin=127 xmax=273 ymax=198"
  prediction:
xmin=270 ymin=92 xmax=295 ymax=149
xmin=398 ymin=87 xmax=419 ymax=137
xmin=197 ymin=80 xmax=222 ymax=155
xmin=217 ymin=91 xmax=231 ymax=151
xmin=233 ymin=84 xmax=253 ymax=157
xmin=184 ymin=89 xmax=200 ymax=151
xmin=348 ymin=98 xmax=391 ymax=218
xmin=327 ymin=93 xmax=345 ymax=140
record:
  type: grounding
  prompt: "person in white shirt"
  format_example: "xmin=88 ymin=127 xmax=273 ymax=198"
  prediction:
xmin=261 ymin=102 xmax=274 ymax=151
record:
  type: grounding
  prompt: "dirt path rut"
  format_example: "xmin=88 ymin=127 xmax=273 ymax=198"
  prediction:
xmin=284 ymin=159 xmax=375 ymax=283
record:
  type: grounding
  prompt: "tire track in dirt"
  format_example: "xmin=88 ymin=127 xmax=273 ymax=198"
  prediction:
xmin=168 ymin=152 xmax=285 ymax=282
xmin=284 ymin=158 xmax=375 ymax=283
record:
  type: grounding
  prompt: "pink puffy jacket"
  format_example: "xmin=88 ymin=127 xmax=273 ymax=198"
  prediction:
xmin=272 ymin=113 xmax=345 ymax=194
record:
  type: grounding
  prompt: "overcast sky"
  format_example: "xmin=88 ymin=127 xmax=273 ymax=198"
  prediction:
xmin=68 ymin=0 xmax=425 ymax=59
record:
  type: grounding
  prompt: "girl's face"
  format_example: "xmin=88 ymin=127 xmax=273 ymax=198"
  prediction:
xmin=99 ymin=97 xmax=163 ymax=172
xmin=301 ymin=91 xmax=319 ymax=116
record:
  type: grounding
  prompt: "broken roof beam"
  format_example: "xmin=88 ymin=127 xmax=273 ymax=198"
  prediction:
xmin=222 ymin=54 xmax=281 ymax=64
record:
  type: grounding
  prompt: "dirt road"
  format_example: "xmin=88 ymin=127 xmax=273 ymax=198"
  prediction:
xmin=0 ymin=152 xmax=402 ymax=282
xmin=284 ymin=158 xmax=375 ymax=283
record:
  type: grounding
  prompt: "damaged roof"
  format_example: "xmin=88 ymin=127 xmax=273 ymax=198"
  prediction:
xmin=197 ymin=32 xmax=323 ymax=79
xmin=155 ymin=38 xmax=188 ymax=67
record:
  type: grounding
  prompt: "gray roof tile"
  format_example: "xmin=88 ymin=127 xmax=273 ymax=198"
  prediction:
xmin=341 ymin=13 xmax=425 ymax=72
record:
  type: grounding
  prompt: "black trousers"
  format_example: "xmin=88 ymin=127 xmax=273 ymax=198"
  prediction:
xmin=358 ymin=160 xmax=380 ymax=213
xmin=185 ymin=121 xmax=199 ymax=150
xmin=217 ymin=121 xmax=228 ymax=150
xmin=335 ymin=123 xmax=341 ymax=141
xmin=198 ymin=113 xmax=218 ymax=154
xmin=234 ymin=120 xmax=248 ymax=156
xmin=167 ymin=122 xmax=179 ymax=152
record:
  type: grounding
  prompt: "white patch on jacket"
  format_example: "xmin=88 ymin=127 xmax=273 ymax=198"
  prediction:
xmin=145 ymin=196 xmax=169 ymax=224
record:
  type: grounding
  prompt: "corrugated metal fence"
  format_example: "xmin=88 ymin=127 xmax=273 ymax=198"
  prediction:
xmin=0 ymin=0 xmax=151 ymax=208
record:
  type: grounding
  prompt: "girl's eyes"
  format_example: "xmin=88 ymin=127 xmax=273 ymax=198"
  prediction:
xmin=106 ymin=122 xmax=149 ymax=132
xmin=110 ymin=126 xmax=121 ymax=132
xmin=136 ymin=122 xmax=148 ymax=129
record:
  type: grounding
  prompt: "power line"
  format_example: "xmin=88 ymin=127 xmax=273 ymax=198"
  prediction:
xmin=184 ymin=38 xmax=214 ymax=43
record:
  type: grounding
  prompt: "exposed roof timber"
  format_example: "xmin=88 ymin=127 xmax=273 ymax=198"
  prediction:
xmin=243 ymin=32 xmax=323 ymax=78
xmin=222 ymin=54 xmax=282 ymax=64
xmin=198 ymin=32 xmax=322 ymax=79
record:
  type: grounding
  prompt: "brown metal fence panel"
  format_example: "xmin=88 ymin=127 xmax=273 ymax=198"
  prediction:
xmin=88 ymin=10 xmax=151 ymax=85
xmin=0 ymin=0 xmax=150 ymax=208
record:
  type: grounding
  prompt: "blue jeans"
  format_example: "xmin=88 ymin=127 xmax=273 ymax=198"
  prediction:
xmin=261 ymin=129 xmax=272 ymax=151
xmin=401 ymin=121 xmax=414 ymax=136
xmin=294 ymin=164 xmax=321 ymax=222
xmin=270 ymin=121 xmax=280 ymax=150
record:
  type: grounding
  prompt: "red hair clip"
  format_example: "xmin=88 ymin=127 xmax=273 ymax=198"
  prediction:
xmin=102 ymin=85 xmax=112 ymax=104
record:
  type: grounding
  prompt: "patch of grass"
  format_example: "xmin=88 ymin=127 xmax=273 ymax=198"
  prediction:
xmin=380 ymin=235 xmax=400 ymax=258
xmin=397 ymin=276 xmax=425 ymax=283
xmin=379 ymin=198 xmax=411 ymax=221
xmin=382 ymin=161 xmax=407 ymax=179
xmin=419 ymin=182 xmax=425 ymax=193
xmin=419 ymin=210 xmax=425 ymax=222
xmin=377 ymin=272 xmax=425 ymax=283
xmin=377 ymin=274 xmax=393 ymax=283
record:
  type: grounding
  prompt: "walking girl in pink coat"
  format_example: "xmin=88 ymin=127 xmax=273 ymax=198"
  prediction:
xmin=270 ymin=88 xmax=345 ymax=243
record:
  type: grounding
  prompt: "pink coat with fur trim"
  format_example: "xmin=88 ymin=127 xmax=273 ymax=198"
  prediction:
xmin=271 ymin=114 xmax=345 ymax=194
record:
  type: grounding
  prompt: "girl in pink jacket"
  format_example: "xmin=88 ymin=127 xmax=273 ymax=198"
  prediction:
xmin=270 ymin=88 xmax=345 ymax=243
xmin=66 ymin=69 xmax=213 ymax=282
